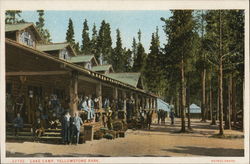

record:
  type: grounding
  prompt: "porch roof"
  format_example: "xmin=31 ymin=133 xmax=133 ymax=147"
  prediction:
xmin=6 ymin=38 xmax=157 ymax=98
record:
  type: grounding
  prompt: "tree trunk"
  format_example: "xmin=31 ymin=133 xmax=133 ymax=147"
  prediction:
xmin=210 ymin=77 xmax=217 ymax=125
xmin=218 ymin=10 xmax=224 ymax=135
xmin=209 ymin=78 xmax=213 ymax=121
xmin=225 ymin=74 xmax=232 ymax=129
xmin=187 ymin=87 xmax=191 ymax=129
xmin=232 ymin=77 xmax=236 ymax=125
xmin=201 ymin=69 xmax=206 ymax=122
xmin=176 ymin=92 xmax=179 ymax=117
xmin=180 ymin=58 xmax=186 ymax=132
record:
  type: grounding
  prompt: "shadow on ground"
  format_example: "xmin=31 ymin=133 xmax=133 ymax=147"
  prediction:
xmin=162 ymin=146 xmax=244 ymax=157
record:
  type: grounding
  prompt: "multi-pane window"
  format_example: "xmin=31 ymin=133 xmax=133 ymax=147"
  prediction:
xmin=19 ymin=31 xmax=34 ymax=47
xmin=85 ymin=62 xmax=92 ymax=70
xmin=60 ymin=49 xmax=70 ymax=60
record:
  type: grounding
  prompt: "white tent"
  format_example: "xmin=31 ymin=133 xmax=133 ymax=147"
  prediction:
xmin=157 ymin=98 xmax=171 ymax=112
xmin=189 ymin=103 xmax=201 ymax=114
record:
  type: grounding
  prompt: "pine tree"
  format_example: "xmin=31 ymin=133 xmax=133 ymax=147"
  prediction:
xmin=162 ymin=10 xmax=196 ymax=132
xmin=124 ymin=48 xmax=133 ymax=72
xmin=131 ymin=37 xmax=137 ymax=67
xmin=90 ymin=23 xmax=98 ymax=57
xmin=111 ymin=29 xmax=124 ymax=72
xmin=133 ymin=29 xmax=146 ymax=72
xmin=81 ymin=19 xmax=91 ymax=55
xmin=35 ymin=10 xmax=51 ymax=43
xmin=66 ymin=18 xmax=75 ymax=45
xmin=66 ymin=18 xmax=78 ymax=54
xmin=144 ymin=27 xmax=161 ymax=93
xmin=97 ymin=20 xmax=112 ymax=64
xmin=5 ymin=10 xmax=25 ymax=24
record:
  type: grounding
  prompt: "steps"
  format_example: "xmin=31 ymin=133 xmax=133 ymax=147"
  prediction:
xmin=6 ymin=123 xmax=62 ymax=143
xmin=6 ymin=121 xmax=105 ymax=143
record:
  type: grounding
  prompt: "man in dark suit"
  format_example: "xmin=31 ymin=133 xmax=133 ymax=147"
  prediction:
xmin=61 ymin=111 xmax=71 ymax=144
xmin=70 ymin=112 xmax=83 ymax=145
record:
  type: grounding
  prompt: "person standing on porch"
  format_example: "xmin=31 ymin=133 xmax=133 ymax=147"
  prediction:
xmin=70 ymin=112 xmax=83 ymax=145
xmin=88 ymin=95 xmax=95 ymax=122
xmin=12 ymin=113 xmax=23 ymax=136
xmin=82 ymin=96 xmax=91 ymax=122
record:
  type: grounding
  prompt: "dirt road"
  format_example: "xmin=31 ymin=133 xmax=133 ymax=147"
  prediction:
xmin=6 ymin=119 xmax=244 ymax=157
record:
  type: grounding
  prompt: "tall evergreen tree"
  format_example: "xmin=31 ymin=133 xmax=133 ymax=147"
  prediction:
xmin=162 ymin=10 xmax=196 ymax=132
xmin=204 ymin=10 xmax=244 ymax=134
xmin=133 ymin=29 xmax=146 ymax=72
xmin=66 ymin=18 xmax=79 ymax=54
xmin=90 ymin=23 xmax=98 ymax=57
xmin=111 ymin=29 xmax=124 ymax=72
xmin=131 ymin=37 xmax=137 ymax=67
xmin=66 ymin=18 xmax=75 ymax=44
xmin=144 ymin=27 xmax=161 ymax=93
xmin=124 ymin=48 xmax=133 ymax=72
xmin=97 ymin=20 xmax=112 ymax=64
xmin=81 ymin=19 xmax=91 ymax=54
xmin=35 ymin=10 xmax=51 ymax=43
xmin=5 ymin=10 xmax=25 ymax=24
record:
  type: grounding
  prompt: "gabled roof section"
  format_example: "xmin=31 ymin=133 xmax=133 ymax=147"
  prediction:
xmin=37 ymin=43 xmax=77 ymax=56
xmin=68 ymin=55 xmax=98 ymax=65
xmin=92 ymin=64 xmax=114 ymax=72
xmin=106 ymin=72 xmax=142 ymax=88
xmin=5 ymin=23 xmax=42 ymax=41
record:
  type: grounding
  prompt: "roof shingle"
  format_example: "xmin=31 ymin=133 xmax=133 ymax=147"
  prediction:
xmin=106 ymin=72 xmax=141 ymax=87
xmin=68 ymin=55 xmax=94 ymax=63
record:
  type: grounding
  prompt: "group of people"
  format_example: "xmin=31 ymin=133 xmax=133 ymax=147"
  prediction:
xmin=61 ymin=111 xmax=83 ymax=145
xmin=157 ymin=109 xmax=175 ymax=125
xmin=138 ymin=109 xmax=154 ymax=130
xmin=7 ymin=90 xmax=148 ymax=144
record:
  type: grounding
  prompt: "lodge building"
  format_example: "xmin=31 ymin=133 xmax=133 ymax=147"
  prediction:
xmin=5 ymin=23 xmax=157 ymax=128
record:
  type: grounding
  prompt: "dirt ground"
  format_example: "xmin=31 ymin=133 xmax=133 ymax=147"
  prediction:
xmin=6 ymin=118 xmax=244 ymax=157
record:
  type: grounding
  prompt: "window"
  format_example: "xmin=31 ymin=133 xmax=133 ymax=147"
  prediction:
xmin=85 ymin=62 xmax=92 ymax=70
xmin=20 ymin=31 xmax=34 ymax=47
xmin=60 ymin=49 xmax=69 ymax=60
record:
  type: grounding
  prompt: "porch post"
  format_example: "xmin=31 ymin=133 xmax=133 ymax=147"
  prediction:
xmin=113 ymin=87 xmax=118 ymax=100
xmin=142 ymin=96 xmax=145 ymax=110
xmin=146 ymin=97 xmax=149 ymax=110
xmin=135 ymin=94 xmax=139 ymax=112
xmin=69 ymin=71 xmax=78 ymax=115
xmin=96 ymin=82 xmax=102 ymax=109
xmin=123 ymin=90 xmax=127 ymax=111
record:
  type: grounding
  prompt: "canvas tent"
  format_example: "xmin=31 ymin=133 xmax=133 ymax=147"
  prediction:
xmin=189 ymin=104 xmax=201 ymax=113
xmin=157 ymin=98 xmax=170 ymax=112
xmin=188 ymin=104 xmax=202 ymax=118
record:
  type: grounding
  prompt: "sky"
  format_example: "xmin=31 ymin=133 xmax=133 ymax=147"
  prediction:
xmin=21 ymin=10 xmax=172 ymax=53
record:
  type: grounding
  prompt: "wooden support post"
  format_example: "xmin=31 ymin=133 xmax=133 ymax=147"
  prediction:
xmin=154 ymin=98 xmax=157 ymax=110
xmin=113 ymin=87 xmax=118 ymax=100
xmin=123 ymin=91 xmax=126 ymax=111
xmin=150 ymin=98 xmax=153 ymax=109
xmin=69 ymin=71 xmax=78 ymax=115
xmin=146 ymin=97 xmax=149 ymax=110
xmin=142 ymin=96 xmax=145 ymax=110
xmin=96 ymin=82 xmax=102 ymax=109
xmin=135 ymin=94 xmax=139 ymax=111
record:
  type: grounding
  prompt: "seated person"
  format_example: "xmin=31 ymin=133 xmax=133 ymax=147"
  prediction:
xmin=49 ymin=113 xmax=60 ymax=129
xmin=32 ymin=118 xmax=45 ymax=141
xmin=12 ymin=113 xmax=23 ymax=136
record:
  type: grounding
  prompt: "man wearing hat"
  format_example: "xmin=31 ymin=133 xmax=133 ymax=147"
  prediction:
xmin=70 ymin=112 xmax=83 ymax=145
